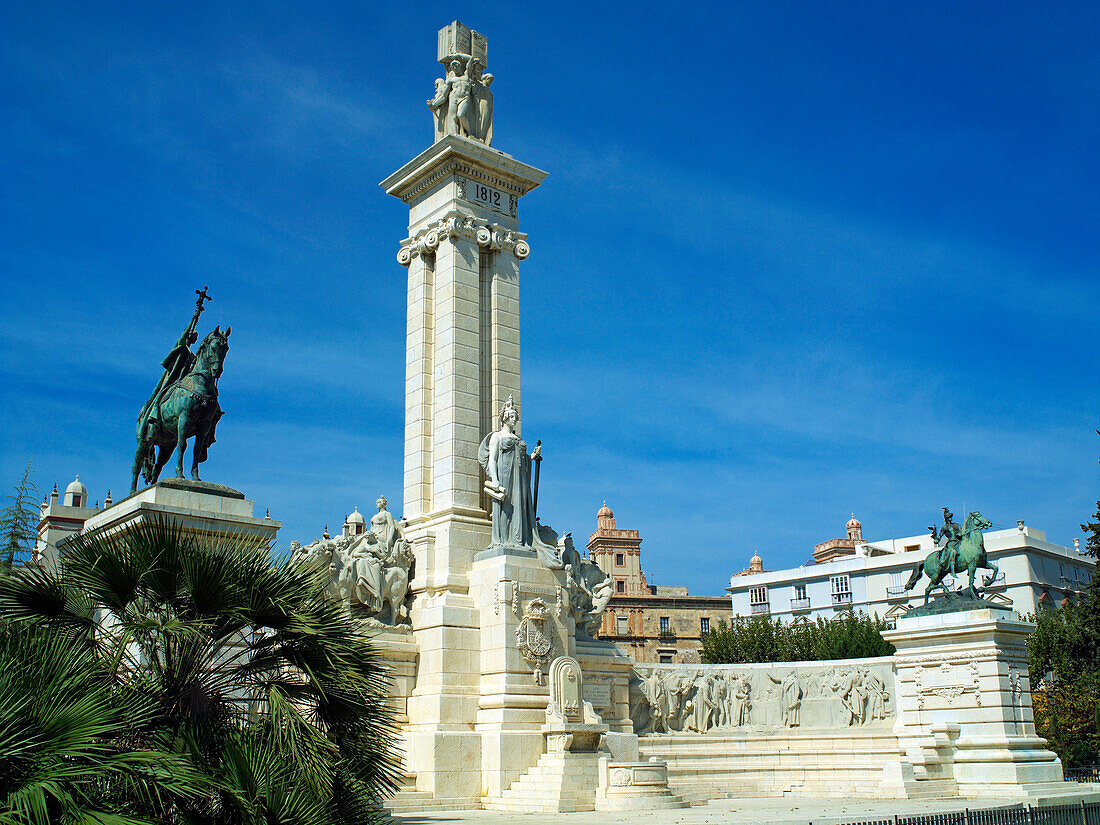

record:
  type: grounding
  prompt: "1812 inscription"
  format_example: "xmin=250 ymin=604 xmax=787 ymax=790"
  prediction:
xmin=457 ymin=176 xmax=515 ymax=217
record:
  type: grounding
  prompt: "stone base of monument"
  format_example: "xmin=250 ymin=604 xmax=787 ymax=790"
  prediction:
xmin=595 ymin=756 xmax=684 ymax=811
xmin=81 ymin=479 xmax=281 ymax=543
xmin=484 ymin=655 xmax=684 ymax=813
xmin=884 ymin=606 xmax=1099 ymax=801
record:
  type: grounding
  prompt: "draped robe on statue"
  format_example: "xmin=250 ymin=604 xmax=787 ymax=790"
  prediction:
xmin=478 ymin=431 xmax=535 ymax=548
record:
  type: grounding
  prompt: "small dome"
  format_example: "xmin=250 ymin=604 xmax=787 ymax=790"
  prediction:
xmin=597 ymin=502 xmax=613 ymax=519
xmin=847 ymin=514 xmax=861 ymax=529
xmin=64 ymin=476 xmax=88 ymax=507
xmin=347 ymin=507 xmax=365 ymax=526
xmin=749 ymin=551 xmax=763 ymax=572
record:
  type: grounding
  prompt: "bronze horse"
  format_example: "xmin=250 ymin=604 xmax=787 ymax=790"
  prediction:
xmin=130 ymin=326 xmax=230 ymax=492
xmin=904 ymin=511 xmax=998 ymax=602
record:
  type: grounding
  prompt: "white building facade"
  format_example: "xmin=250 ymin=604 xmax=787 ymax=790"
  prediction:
xmin=728 ymin=521 xmax=1094 ymax=622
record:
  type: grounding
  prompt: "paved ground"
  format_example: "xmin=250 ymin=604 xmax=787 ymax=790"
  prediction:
xmin=392 ymin=795 xmax=1019 ymax=825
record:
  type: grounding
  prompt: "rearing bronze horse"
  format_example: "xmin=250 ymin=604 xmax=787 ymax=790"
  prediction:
xmin=130 ymin=326 xmax=230 ymax=492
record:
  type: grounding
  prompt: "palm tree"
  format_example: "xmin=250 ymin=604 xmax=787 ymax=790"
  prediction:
xmin=0 ymin=520 xmax=401 ymax=824
xmin=0 ymin=622 xmax=207 ymax=824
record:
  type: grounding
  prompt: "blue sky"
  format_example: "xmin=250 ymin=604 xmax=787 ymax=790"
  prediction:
xmin=1 ymin=2 xmax=1097 ymax=595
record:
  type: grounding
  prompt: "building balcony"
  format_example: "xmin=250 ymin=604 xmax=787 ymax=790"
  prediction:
xmin=750 ymin=602 xmax=770 ymax=616
xmin=886 ymin=585 xmax=909 ymax=601
xmin=984 ymin=572 xmax=1006 ymax=589
xmin=831 ymin=592 xmax=853 ymax=607
xmin=790 ymin=597 xmax=811 ymax=612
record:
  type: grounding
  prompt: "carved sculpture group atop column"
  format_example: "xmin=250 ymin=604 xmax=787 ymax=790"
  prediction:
xmin=429 ymin=21 xmax=494 ymax=145
xmin=630 ymin=662 xmax=892 ymax=735
xmin=291 ymin=495 xmax=414 ymax=626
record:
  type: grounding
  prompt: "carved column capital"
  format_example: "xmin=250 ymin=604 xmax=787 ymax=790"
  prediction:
xmin=398 ymin=213 xmax=530 ymax=267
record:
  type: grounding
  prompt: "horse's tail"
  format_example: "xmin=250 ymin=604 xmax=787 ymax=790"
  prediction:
xmin=136 ymin=421 xmax=158 ymax=484
xmin=905 ymin=562 xmax=924 ymax=591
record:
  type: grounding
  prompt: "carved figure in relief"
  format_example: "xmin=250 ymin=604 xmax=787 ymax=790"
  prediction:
xmin=687 ymin=672 xmax=718 ymax=732
xmin=643 ymin=670 xmax=670 ymax=733
xmin=768 ymin=671 xmax=803 ymax=727
xmin=732 ymin=675 xmax=752 ymax=726
xmin=712 ymin=676 xmax=730 ymax=727
xmin=832 ymin=667 xmax=865 ymax=726
xmin=669 ymin=672 xmax=695 ymax=730
xmin=860 ymin=668 xmax=888 ymax=722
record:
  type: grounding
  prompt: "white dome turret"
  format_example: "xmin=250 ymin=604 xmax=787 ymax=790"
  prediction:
xmin=345 ymin=507 xmax=366 ymax=536
xmin=64 ymin=476 xmax=88 ymax=508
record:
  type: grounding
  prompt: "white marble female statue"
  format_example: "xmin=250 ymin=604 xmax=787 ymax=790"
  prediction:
xmin=368 ymin=495 xmax=404 ymax=557
xmin=478 ymin=395 xmax=541 ymax=548
xmin=350 ymin=496 xmax=406 ymax=610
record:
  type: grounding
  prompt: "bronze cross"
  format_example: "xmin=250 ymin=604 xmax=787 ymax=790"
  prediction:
xmin=195 ymin=285 xmax=212 ymax=311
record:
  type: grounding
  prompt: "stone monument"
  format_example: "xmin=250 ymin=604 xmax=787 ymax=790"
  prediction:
xmin=884 ymin=607 xmax=1084 ymax=801
xmin=380 ymin=21 xmax=633 ymax=806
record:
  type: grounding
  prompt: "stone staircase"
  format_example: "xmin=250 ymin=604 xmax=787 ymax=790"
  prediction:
xmin=639 ymin=728 xmax=904 ymax=803
xmin=483 ymin=752 xmax=601 ymax=813
xmin=381 ymin=774 xmax=481 ymax=815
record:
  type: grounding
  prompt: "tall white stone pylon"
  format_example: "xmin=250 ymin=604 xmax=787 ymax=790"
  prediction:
xmin=381 ymin=24 xmax=547 ymax=797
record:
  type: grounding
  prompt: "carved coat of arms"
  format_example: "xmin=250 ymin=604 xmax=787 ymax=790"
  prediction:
xmin=516 ymin=597 xmax=554 ymax=684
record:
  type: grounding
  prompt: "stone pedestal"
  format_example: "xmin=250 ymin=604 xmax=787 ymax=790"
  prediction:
xmin=595 ymin=757 xmax=684 ymax=811
xmin=884 ymin=608 xmax=1068 ymax=799
xmin=469 ymin=547 xmax=573 ymax=797
xmin=80 ymin=479 xmax=281 ymax=544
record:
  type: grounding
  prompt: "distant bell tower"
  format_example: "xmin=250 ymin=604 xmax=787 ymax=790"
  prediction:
xmin=587 ymin=503 xmax=649 ymax=596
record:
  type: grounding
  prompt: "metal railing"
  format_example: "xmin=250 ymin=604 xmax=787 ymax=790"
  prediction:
xmin=831 ymin=592 xmax=853 ymax=606
xmin=886 ymin=585 xmax=909 ymax=600
xmin=790 ymin=597 xmax=811 ymax=611
xmin=830 ymin=799 xmax=1100 ymax=825
xmin=750 ymin=602 xmax=770 ymax=615
xmin=1065 ymin=765 xmax=1100 ymax=783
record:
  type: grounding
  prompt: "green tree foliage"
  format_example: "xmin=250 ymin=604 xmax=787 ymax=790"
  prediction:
xmin=1082 ymin=501 xmax=1100 ymax=559
xmin=0 ymin=463 xmax=38 ymax=573
xmin=1032 ymin=674 xmax=1100 ymax=771
xmin=0 ymin=520 xmax=400 ymax=824
xmin=0 ymin=623 xmax=207 ymax=824
xmin=1026 ymin=447 xmax=1100 ymax=769
xmin=699 ymin=612 xmax=895 ymax=665
xmin=1027 ymin=569 xmax=1100 ymax=769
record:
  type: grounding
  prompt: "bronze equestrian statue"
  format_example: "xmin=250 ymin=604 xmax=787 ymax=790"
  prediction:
xmin=130 ymin=288 xmax=230 ymax=492
xmin=905 ymin=509 xmax=998 ymax=602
